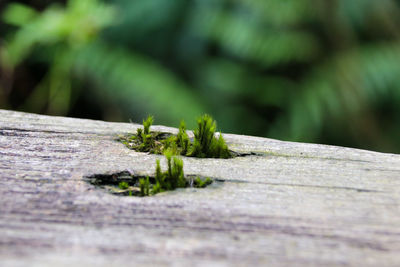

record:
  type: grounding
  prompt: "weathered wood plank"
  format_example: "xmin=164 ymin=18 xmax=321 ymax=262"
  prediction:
xmin=1 ymin=109 xmax=400 ymax=266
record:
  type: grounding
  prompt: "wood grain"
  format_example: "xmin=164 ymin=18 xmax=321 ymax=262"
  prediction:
xmin=1 ymin=109 xmax=400 ymax=266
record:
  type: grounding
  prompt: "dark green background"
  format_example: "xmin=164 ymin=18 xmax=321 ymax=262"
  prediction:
xmin=1 ymin=0 xmax=400 ymax=153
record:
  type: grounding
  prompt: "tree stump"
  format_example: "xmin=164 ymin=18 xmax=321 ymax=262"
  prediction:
xmin=1 ymin=109 xmax=400 ymax=266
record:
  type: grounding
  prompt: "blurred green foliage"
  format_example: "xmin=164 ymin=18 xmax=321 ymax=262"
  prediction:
xmin=1 ymin=0 xmax=400 ymax=153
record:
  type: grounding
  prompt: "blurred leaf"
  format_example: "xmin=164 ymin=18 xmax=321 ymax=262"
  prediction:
xmin=2 ymin=0 xmax=115 ymax=66
xmin=273 ymin=42 xmax=400 ymax=142
xmin=190 ymin=8 xmax=320 ymax=67
xmin=74 ymin=42 xmax=207 ymax=127
xmin=2 ymin=3 xmax=38 ymax=26
xmin=234 ymin=0 xmax=315 ymax=26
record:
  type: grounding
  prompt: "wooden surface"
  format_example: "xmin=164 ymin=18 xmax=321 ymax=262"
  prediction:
xmin=1 ymin=109 xmax=400 ymax=266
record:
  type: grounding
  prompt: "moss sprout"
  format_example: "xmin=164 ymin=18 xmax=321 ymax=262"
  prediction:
xmin=193 ymin=177 xmax=213 ymax=188
xmin=142 ymin=115 xmax=153 ymax=135
xmin=176 ymin=120 xmax=190 ymax=155
xmin=135 ymin=152 xmax=210 ymax=196
xmin=188 ymin=114 xmax=231 ymax=158
xmin=119 ymin=114 xmax=232 ymax=158
xmin=139 ymin=176 xmax=150 ymax=196
xmin=118 ymin=181 xmax=129 ymax=190
xmin=155 ymin=150 xmax=187 ymax=192
xmin=119 ymin=115 xmax=160 ymax=153
xmin=86 ymin=155 xmax=214 ymax=197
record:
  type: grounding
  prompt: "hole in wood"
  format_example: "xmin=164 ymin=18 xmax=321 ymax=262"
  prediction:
xmin=84 ymin=171 xmax=215 ymax=197
xmin=118 ymin=115 xmax=234 ymax=158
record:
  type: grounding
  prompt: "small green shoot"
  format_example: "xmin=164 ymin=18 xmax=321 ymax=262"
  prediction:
xmin=119 ymin=114 xmax=232 ymax=158
xmin=118 ymin=181 xmax=129 ymax=190
xmin=86 ymin=156 xmax=214 ymax=197
xmin=156 ymin=150 xmax=187 ymax=191
xmin=189 ymin=114 xmax=231 ymax=158
xmin=193 ymin=177 xmax=213 ymax=188
xmin=136 ymin=153 xmax=193 ymax=196
xmin=120 ymin=115 xmax=157 ymax=153
xmin=139 ymin=176 xmax=150 ymax=196
xmin=176 ymin=120 xmax=190 ymax=155
xmin=143 ymin=115 xmax=153 ymax=135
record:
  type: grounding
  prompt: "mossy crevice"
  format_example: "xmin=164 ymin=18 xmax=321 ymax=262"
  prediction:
xmin=118 ymin=114 xmax=233 ymax=158
xmin=85 ymin=152 xmax=213 ymax=197
xmin=85 ymin=171 xmax=214 ymax=197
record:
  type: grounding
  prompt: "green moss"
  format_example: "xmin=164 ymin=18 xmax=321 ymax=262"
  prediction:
xmin=119 ymin=114 xmax=232 ymax=158
xmin=188 ymin=114 xmax=231 ymax=158
xmin=154 ymin=150 xmax=187 ymax=192
xmin=176 ymin=120 xmax=190 ymax=155
xmin=119 ymin=115 xmax=164 ymax=153
xmin=139 ymin=176 xmax=150 ymax=196
xmin=118 ymin=181 xmax=129 ymax=190
xmin=135 ymin=152 xmax=211 ymax=196
xmin=193 ymin=177 xmax=213 ymax=188
xmin=142 ymin=115 xmax=153 ymax=135
xmin=115 ymin=115 xmax=228 ymax=195
xmin=86 ymin=156 xmax=214 ymax=197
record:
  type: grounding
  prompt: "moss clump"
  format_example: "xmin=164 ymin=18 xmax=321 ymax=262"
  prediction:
xmin=193 ymin=177 xmax=213 ymax=188
xmin=118 ymin=181 xmax=129 ymax=190
xmin=140 ymin=150 xmax=186 ymax=196
xmin=86 ymin=160 xmax=214 ymax=197
xmin=175 ymin=120 xmax=190 ymax=155
xmin=119 ymin=114 xmax=232 ymax=158
xmin=119 ymin=115 xmax=167 ymax=154
xmin=139 ymin=176 xmax=150 ymax=196
xmin=138 ymin=151 xmax=213 ymax=196
xmin=132 ymin=116 xmax=160 ymax=153
xmin=188 ymin=114 xmax=231 ymax=158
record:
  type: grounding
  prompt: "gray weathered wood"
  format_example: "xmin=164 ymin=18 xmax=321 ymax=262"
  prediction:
xmin=1 ymin=109 xmax=400 ymax=266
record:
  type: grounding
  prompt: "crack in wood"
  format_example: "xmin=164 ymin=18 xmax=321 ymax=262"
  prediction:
xmin=216 ymin=178 xmax=381 ymax=193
